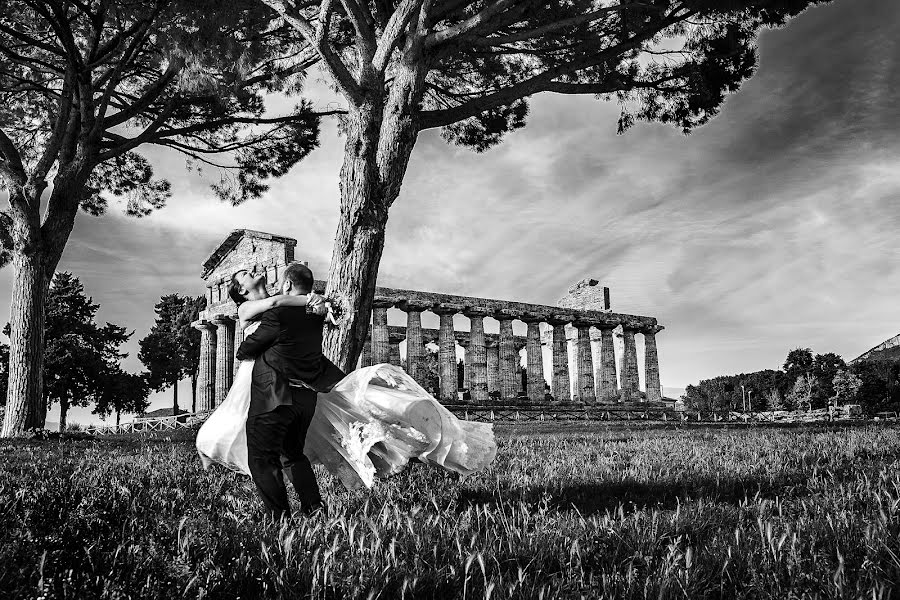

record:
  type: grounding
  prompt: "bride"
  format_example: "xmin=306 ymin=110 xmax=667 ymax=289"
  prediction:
xmin=195 ymin=265 xmax=497 ymax=492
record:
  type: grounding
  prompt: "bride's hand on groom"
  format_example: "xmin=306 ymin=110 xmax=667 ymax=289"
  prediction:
xmin=306 ymin=293 xmax=328 ymax=316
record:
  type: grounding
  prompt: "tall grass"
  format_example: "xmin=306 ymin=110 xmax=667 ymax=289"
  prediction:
xmin=2 ymin=424 xmax=900 ymax=599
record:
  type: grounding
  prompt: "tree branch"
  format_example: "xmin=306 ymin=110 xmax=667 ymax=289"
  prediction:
xmin=244 ymin=46 xmax=322 ymax=86
xmin=372 ymin=0 xmax=423 ymax=72
xmin=0 ymin=22 xmax=65 ymax=56
xmin=339 ymin=0 xmax=377 ymax=63
xmin=94 ymin=100 xmax=178 ymax=162
xmin=471 ymin=3 xmax=663 ymax=47
xmin=424 ymin=0 xmax=518 ymax=49
xmin=260 ymin=0 xmax=364 ymax=106
xmin=32 ymin=68 xmax=75 ymax=184
xmin=315 ymin=0 xmax=335 ymax=42
xmin=97 ymin=109 xmax=345 ymax=162
xmin=419 ymin=12 xmax=686 ymax=129
xmin=101 ymin=56 xmax=183 ymax=129
xmin=0 ymin=129 xmax=27 ymax=188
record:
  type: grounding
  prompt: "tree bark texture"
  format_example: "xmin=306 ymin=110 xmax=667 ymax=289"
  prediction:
xmin=59 ymin=396 xmax=69 ymax=432
xmin=1 ymin=251 xmax=50 ymax=436
xmin=322 ymin=61 xmax=425 ymax=371
xmin=2 ymin=173 xmax=86 ymax=436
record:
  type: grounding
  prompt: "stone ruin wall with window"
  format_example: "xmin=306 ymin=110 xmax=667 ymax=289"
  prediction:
xmin=192 ymin=230 xmax=665 ymax=411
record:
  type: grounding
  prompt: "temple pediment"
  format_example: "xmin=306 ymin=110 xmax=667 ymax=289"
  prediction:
xmin=201 ymin=229 xmax=297 ymax=280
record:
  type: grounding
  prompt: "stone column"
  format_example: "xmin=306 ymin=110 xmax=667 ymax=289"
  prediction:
xmin=401 ymin=302 xmax=428 ymax=382
xmin=621 ymin=326 xmax=639 ymax=402
xmin=616 ymin=330 xmax=625 ymax=392
xmin=522 ymin=314 xmax=545 ymax=403
xmin=644 ymin=325 xmax=664 ymax=402
xmin=389 ymin=337 xmax=402 ymax=366
xmin=486 ymin=339 xmax=500 ymax=399
xmin=434 ymin=304 xmax=463 ymax=403
xmin=566 ymin=327 xmax=578 ymax=400
xmin=599 ymin=327 xmax=618 ymax=402
xmin=213 ymin=315 xmax=235 ymax=406
xmin=515 ymin=340 xmax=527 ymax=395
xmin=361 ymin=335 xmax=373 ymax=367
xmin=591 ymin=328 xmax=603 ymax=401
xmin=460 ymin=339 xmax=471 ymax=390
xmin=547 ymin=316 xmax=571 ymax=403
xmin=465 ymin=308 xmax=490 ymax=404
xmin=371 ymin=301 xmax=392 ymax=364
xmin=574 ymin=321 xmax=595 ymax=404
xmin=497 ymin=313 xmax=519 ymax=403
xmin=193 ymin=321 xmax=217 ymax=411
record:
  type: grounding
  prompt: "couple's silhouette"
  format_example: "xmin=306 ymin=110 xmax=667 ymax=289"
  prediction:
xmin=196 ymin=262 xmax=497 ymax=520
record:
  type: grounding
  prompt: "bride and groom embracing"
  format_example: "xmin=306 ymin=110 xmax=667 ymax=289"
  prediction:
xmin=196 ymin=262 xmax=498 ymax=521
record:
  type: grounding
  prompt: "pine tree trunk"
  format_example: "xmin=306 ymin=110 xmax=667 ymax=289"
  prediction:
xmin=1 ymin=169 xmax=84 ymax=437
xmin=191 ymin=374 xmax=197 ymax=413
xmin=1 ymin=251 xmax=49 ymax=436
xmin=322 ymin=63 xmax=425 ymax=372
xmin=59 ymin=396 xmax=68 ymax=432
xmin=173 ymin=378 xmax=179 ymax=415
xmin=116 ymin=410 xmax=121 ymax=427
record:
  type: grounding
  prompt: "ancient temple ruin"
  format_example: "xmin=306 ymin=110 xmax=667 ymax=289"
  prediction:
xmin=192 ymin=230 xmax=665 ymax=410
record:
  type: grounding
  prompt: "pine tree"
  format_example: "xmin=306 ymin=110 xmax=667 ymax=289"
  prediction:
xmin=138 ymin=294 xmax=204 ymax=415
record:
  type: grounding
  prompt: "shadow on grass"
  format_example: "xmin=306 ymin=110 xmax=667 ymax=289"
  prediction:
xmin=457 ymin=470 xmax=841 ymax=516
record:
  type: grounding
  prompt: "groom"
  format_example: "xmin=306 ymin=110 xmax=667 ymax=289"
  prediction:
xmin=236 ymin=262 xmax=345 ymax=520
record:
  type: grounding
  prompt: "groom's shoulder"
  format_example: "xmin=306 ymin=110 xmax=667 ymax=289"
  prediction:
xmin=271 ymin=305 xmax=310 ymax=321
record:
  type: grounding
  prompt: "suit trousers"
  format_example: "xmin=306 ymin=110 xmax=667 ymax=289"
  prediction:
xmin=245 ymin=387 xmax=322 ymax=519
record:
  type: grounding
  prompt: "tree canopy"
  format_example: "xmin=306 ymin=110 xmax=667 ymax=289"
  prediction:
xmin=0 ymin=0 xmax=326 ymax=435
xmin=138 ymin=293 xmax=205 ymax=414
xmin=93 ymin=368 xmax=150 ymax=425
xmin=684 ymin=347 xmax=900 ymax=415
xmin=260 ymin=0 xmax=827 ymax=147
xmin=0 ymin=0 xmax=322 ymax=213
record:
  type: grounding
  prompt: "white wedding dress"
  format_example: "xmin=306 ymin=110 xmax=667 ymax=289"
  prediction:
xmin=196 ymin=322 xmax=497 ymax=490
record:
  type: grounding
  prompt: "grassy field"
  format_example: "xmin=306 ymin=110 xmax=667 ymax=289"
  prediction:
xmin=2 ymin=422 xmax=900 ymax=599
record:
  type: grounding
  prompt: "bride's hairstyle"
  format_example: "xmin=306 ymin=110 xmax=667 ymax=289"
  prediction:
xmin=227 ymin=273 xmax=247 ymax=306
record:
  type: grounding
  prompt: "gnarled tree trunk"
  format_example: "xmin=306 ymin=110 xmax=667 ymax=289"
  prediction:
xmin=1 ymin=172 xmax=84 ymax=437
xmin=1 ymin=250 xmax=50 ymax=436
xmin=323 ymin=58 xmax=426 ymax=372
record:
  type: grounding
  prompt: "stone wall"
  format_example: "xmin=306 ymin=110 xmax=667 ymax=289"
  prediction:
xmin=557 ymin=278 xmax=610 ymax=311
xmin=203 ymin=230 xmax=296 ymax=309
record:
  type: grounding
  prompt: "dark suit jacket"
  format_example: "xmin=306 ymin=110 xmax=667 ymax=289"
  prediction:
xmin=236 ymin=306 xmax=345 ymax=416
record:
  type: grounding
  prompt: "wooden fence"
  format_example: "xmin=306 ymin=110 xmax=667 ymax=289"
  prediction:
xmin=84 ymin=410 xmax=213 ymax=435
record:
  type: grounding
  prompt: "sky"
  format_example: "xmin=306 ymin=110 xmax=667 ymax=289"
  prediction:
xmin=2 ymin=0 xmax=899 ymax=426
